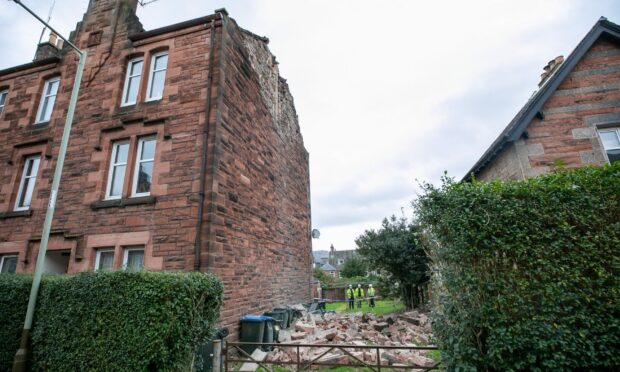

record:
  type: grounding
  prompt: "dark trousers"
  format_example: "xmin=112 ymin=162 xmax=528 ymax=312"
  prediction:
xmin=369 ymin=297 xmax=375 ymax=308
xmin=348 ymin=297 xmax=354 ymax=309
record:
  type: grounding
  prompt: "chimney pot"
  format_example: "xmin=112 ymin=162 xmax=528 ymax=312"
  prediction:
xmin=539 ymin=55 xmax=564 ymax=87
xmin=49 ymin=32 xmax=58 ymax=45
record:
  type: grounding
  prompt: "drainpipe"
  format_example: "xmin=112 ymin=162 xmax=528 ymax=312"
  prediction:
xmin=194 ymin=17 xmax=218 ymax=271
xmin=205 ymin=9 xmax=229 ymax=271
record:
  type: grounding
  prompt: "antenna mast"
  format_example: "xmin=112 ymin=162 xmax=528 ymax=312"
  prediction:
xmin=36 ymin=0 xmax=56 ymax=46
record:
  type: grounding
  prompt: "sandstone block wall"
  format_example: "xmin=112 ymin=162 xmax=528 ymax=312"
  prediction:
xmin=0 ymin=0 xmax=311 ymax=336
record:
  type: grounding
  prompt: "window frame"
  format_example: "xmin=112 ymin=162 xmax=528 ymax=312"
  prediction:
xmin=145 ymin=51 xmax=168 ymax=102
xmin=131 ymin=136 xmax=156 ymax=197
xmin=14 ymin=154 xmax=41 ymax=211
xmin=122 ymin=246 xmax=145 ymax=271
xmin=0 ymin=254 xmax=18 ymax=273
xmin=94 ymin=249 xmax=115 ymax=272
xmin=0 ymin=89 xmax=8 ymax=117
xmin=105 ymin=140 xmax=130 ymax=200
xmin=120 ymin=57 xmax=144 ymax=107
xmin=598 ymin=128 xmax=620 ymax=163
xmin=35 ymin=77 xmax=60 ymax=124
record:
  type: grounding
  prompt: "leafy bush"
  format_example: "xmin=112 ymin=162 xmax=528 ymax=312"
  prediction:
xmin=0 ymin=274 xmax=31 ymax=372
xmin=313 ymin=267 xmax=335 ymax=286
xmin=0 ymin=271 xmax=223 ymax=372
xmin=416 ymin=164 xmax=620 ymax=370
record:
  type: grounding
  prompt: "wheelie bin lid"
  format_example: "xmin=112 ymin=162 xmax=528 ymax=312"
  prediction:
xmin=241 ymin=315 xmax=275 ymax=322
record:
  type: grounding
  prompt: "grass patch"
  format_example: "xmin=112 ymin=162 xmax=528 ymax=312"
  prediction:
xmin=325 ymin=299 xmax=405 ymax=315
xmin=426 ymin=349 xmax=441 ymax=363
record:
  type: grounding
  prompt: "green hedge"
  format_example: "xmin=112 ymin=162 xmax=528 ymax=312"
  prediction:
xmin=416 ymin=164 xmax=620 ymax=371
xmin=0 ymin=274 xmax=31 ymax=372
xmin=0 ymin=271 xmax=223 ymax=372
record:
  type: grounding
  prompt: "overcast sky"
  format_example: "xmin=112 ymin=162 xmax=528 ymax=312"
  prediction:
xmin=1 ymin=1 xmax=619 ymax=252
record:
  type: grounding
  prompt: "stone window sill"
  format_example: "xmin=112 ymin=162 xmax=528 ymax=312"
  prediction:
xmin=90 ymin=196 xmax=156 ymax=210
xmin=0 ymin=210 xmax=33 ymax=219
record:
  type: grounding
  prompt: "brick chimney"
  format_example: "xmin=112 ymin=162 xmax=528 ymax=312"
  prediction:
xmin=34 ymin=32 xmax=62 ymax=61
xmin=86 ymin=0 xmax=139 ymax=15
xmin=538 ymin=55 xmax=564 ymax=87
xmin=67 ymin=0 xmax=142 ymax=49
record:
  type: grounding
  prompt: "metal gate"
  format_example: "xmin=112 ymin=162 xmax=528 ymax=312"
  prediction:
xmin=224 ymin=341 xmax=441 ymax=371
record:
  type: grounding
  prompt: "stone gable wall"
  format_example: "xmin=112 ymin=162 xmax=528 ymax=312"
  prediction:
xmin=477 ymin=38 xmax=620 ymax=181
xmin=205 ymin=18 xmax=311 ymax=335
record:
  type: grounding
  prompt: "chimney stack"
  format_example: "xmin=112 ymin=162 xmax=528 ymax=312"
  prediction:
xmin=33 ymin=31 xmax=63 ymax=62
xmin=539 ymin=55 xmax=564 ymax=87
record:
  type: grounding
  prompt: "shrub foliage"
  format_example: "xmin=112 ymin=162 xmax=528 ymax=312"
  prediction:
xmin=0 ymin=271 xmax=223 ymax=372
xmin=416 ymin=164 xmax=620 ymax=370
xmin=0 ymin=274 xmax=31 ymax=371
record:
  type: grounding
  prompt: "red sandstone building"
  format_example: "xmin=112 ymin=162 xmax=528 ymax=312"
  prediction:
xmin=465 ymin=18 xmax=620 ymax=181
xmin=0 ymin=0 xmax=312 ymax=333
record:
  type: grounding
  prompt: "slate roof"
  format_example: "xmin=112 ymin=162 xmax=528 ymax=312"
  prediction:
xmin=320 ymin=263 xmax=337 ymax=271
xmin=463 ymin=17 xmax=620 ymax=181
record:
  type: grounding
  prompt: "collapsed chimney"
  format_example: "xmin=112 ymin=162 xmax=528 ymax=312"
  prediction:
xmin=34 ymin=31 xmax=63 ymax=62
xmin=539 ymin=55 xmax=564 ymax=87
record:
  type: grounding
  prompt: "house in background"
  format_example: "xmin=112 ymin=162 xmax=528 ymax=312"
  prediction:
xmin=465 ymin=17 xmax=620 ymax=181
xmin=319 ymin=263 xmax=339 ymax=278
xmin=0 ymin=0 xmax=311 ymax=336
xmin=313 ymin=244 xmax=360 ymax=274
xmin=327 ymin=244 xmax=358 ymax=269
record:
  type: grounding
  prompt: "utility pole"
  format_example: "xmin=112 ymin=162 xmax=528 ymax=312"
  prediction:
xmin=10 ymin=1 xmax=87 ymax=371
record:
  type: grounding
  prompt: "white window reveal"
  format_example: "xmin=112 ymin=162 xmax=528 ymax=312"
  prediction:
xmin=123 ymin=246 xmax=144 ymax=271
xmin=0 ymin=89 xmax=8 ymax=116
xmin=36 ymin=77 xmax=60 ymax=123
xmin=121 ymin=58 xmax=143 ymax=106
xmin=599 ymin=128 xmax=620 ymax=163
xmin=132 ymin=136 xmax=156 ymax=196
xmin=95 ymin=249 xmax=115 ymax=271
xmin=146 ymin=52 xmax=168 ymax=101
xmin=15 ymin=155 xmax=41 ymax=211
xmin=106 ymin=140 xmax=129 ymax=199
xmin=0 ymin=255 xmax=18 ymax=273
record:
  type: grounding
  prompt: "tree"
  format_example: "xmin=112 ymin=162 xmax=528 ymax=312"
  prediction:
xmin=312 ymin=267 xmax=334 ymax=286
xmin=339 ymin=255 xmax=367 ymax=278
xmin=355 ymin=215 xmax=430 ymax=309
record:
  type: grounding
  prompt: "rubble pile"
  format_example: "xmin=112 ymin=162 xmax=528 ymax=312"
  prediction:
xmin=264 ymin=310 xmax=436 ymax=368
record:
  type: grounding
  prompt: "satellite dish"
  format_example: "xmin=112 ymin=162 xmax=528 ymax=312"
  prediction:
xmin=311 ymin=229 xmax=320 ymax=239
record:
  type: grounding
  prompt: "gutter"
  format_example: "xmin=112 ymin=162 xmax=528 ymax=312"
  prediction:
xmin=129 ymin=14 xmax=218 ymax=42
xmin=0 ymin=57 xmax=59 ymax=77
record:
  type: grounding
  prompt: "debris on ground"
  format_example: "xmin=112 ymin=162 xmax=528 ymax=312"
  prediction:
xmin=239 ymin=349 xmax=268 ymax=372
xmin=264 ymin=310 xmax=436 ymax=368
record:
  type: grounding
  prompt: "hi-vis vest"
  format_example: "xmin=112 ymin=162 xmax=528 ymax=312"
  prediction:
xmin=347 ymin=288 xmax=354 ymax=299
xmin=354 ymin=288 xmax=364 ymax=298
xmin=368 ymin=287 xmax=375 ymax=297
